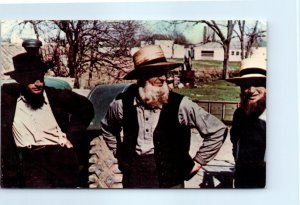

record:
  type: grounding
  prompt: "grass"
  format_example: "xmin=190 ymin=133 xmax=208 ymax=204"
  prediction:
xmin=168 ymin=59 xmax=241 ymax=70
xmin=174 ymin=80 xmax=240 ymax=102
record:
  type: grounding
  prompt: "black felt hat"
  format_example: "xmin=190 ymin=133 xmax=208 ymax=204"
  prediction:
xmin=4 ymin=53 xmax=47 ymax=81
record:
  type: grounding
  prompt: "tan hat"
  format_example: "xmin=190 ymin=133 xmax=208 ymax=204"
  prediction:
xmin=226 ymin=57 xmax=267 ymax=86
xmin=124 ymin=45 xmax=182 ymax=80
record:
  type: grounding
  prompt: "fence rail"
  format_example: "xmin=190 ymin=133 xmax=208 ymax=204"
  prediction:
xmin=194 ymin=100 xmax=240 ymax=125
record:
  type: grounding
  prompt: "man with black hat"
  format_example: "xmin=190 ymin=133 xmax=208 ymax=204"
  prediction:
xmin=101 ymin=45 xmax=228 ymax=188
xmin=1 ymin=51 xmax=94 ymax=188
xmin=226 ymin=57 xmax=267 ymax=188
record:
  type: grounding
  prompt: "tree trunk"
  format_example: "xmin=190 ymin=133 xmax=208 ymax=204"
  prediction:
xmin=222 ymin=43 xmax=230 ymax=79
xmin=74 ymin=72 xmax=80 ymax=89
xmin=68 ymin=46 xmax=75 ymax=77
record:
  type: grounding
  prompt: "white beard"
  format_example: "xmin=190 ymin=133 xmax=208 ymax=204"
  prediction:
xmin=138 ymin=81 xmax=169 ymax=108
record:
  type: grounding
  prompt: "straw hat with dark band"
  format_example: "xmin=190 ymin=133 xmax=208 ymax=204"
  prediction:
xmin=124 ymin=45 xmax=182 ymax=80
xmin=226 ymin=57 xmax=267 ymax=86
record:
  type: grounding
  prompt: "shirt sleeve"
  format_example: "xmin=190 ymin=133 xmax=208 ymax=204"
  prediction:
xmin=100 ymin=99 xmax=123 ymax=156
xmin=178 ymin=97 xmax=228 ymax=166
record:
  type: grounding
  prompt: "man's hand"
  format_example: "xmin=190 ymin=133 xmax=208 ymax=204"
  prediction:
xmin=190 ymin=161 xmax=202 ymax=175
xmin=60 ymin=137 xmax=74 ymax=148
xmin=185 ymin=161 xmax=202 ymax=180
xmin=64 ymin=139 xmax=74 ymax=148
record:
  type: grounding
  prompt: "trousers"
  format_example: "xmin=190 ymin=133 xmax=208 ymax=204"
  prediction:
xmin=234 ymin=163 xmax=266 ymax=188
xmin=19 ymin=145 xmax=80 ymax=188
xmin=122 ymin=154 xmax=184 ymax=188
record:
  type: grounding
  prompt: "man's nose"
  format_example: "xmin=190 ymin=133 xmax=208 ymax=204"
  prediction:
xmin=34 ymin=80 xmax=43 ymax=86
xmin=248 ymin=86 xmax=256 ymax=93
xmin=158 ymin=75 xmax=167 ymax=81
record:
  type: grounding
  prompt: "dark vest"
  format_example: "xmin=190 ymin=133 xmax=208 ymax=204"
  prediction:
xmin=118 ymin=85 xmax=194 ymax=187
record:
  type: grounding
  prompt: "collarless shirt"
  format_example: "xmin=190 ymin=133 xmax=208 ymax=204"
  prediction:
xmin=12 ymin=91 xmax=68 ymax=148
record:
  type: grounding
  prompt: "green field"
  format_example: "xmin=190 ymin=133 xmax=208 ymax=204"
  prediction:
xmin=168 ymin=59 xmax=241 ymax=70
xmin=174 ymin=80 xmax=240 ymax=102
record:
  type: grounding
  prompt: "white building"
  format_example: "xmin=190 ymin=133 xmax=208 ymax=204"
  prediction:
xmin=131 ymin=40 xmax=266 ymax=61
xmin=133 ymin=40 xmax=188 ymax=59
xmin=193 ymin=41 xmax=267 ymax=62
xmin=172 ymin=44 xmax=186 ymax=58
xmin=154 ymin=40 xmax=174 ymax=58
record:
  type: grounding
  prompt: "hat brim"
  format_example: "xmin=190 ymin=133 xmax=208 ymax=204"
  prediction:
xmin=124 ymin=62 xmax=182 ymax=80
xmin=226 ymin=76 xmax=266 ymax=86
xmin=4 ymin=70 xmax=15 ymax=76
xmin=4 ymin=69 xmax=45 ymax=76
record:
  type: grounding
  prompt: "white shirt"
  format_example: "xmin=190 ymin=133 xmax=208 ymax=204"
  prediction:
xmin=12 ymin=92 xmax=69 ymax=148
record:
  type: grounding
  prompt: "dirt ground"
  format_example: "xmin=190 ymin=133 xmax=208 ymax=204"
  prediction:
xmin=185 ymin=128 xmax=235 ymax=188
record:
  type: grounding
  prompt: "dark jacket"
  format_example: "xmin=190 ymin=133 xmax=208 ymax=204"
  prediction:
xmin=230 ymin=107 xmax=266 ymax=188
xmin=1 ymin=83 xmax=94 ymax=188
xmin=117 ymin=85 xmax=194 ymax=188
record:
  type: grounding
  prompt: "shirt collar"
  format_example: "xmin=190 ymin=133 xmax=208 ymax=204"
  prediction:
xmin=259 ymin=109 xmax=266 ymax=121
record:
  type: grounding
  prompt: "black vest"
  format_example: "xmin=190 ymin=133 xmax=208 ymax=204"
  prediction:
xmin=118 ymin=85 xmax=194 ymax=187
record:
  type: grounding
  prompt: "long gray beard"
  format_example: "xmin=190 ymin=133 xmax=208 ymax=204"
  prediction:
xmin=138 ymin=81 xmax=169 ymax=108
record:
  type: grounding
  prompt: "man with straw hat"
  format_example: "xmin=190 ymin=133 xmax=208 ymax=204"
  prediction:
xmin=101 ymin=45 xmax=228 ymax=188
xmin=1 ymin=50 xmax=94 ymax=188
xmin=226 ymin=57 xmax=267 ymax=188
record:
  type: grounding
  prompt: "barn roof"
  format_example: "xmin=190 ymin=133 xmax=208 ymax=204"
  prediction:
xmin=1 ymin=43 xmax=25 ymax=79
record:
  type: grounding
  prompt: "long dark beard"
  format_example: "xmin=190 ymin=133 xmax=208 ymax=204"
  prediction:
xmin=240 ymin=94 xmax=266 ymax=118
xmin=138 ymin=81 xmax=169 ymax=109
xmin=21 ymin=86 xmax=45 ymax=110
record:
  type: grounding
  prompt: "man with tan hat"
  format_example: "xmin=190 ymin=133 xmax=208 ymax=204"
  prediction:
xmin=226 ymin=57 xmax=266 ymax=188
xmin=101 ymin=45 xmax=228 ymax=188
xmin=1 ymin=50 xmax=94 ymax=188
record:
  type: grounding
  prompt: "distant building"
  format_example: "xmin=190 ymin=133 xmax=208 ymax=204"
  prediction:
xmin=132 ymin=40 xmax=188 ymax=59
xmin=154 ymin=40 xmax=174 ymax=58
xmin=132 ymin=40 xmax=266 ymax=62
xmin=172 ymin=44 xmax=186 ymax=59
xmin=193 ymin=41 xmax=267 ymax=62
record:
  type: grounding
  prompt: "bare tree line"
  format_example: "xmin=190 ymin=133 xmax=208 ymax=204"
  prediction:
xmin=5 ymin=20 xmax=266 ymax=87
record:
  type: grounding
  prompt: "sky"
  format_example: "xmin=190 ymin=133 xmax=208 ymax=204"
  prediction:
xmin=1 ymin=20 xmax=266 ymax=45
xmin=0 ymin=20 xmax=204 ymax=44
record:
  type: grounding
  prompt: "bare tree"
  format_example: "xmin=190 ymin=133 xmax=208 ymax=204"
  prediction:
xmin=235 ymin=20 xmax=266 ymax=59
xmin=244 ymin=21 xmax=266 ymax=58
xmin=15 ymin=20 xmax=43 ymax=40
xmin=52 ymin=20 xmax=86 ymax=88
xmin=8 ymin=20 xmax=189 ymax=87
xmin=173 ymin=20 xmax=236 ymax=79
xmin=200 ymin=20 xmax=236 ymax=79
xmin=236 ymin=20 xmax=246 ymax=60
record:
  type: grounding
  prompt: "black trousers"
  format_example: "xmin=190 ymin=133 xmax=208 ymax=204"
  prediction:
xmin=122 ymin=154 xmax=184 ymax=188
xmin=19 ymin=145 xmax=80 ymax=188
xmin=234 ymin=163 xmax=266 ymax=188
